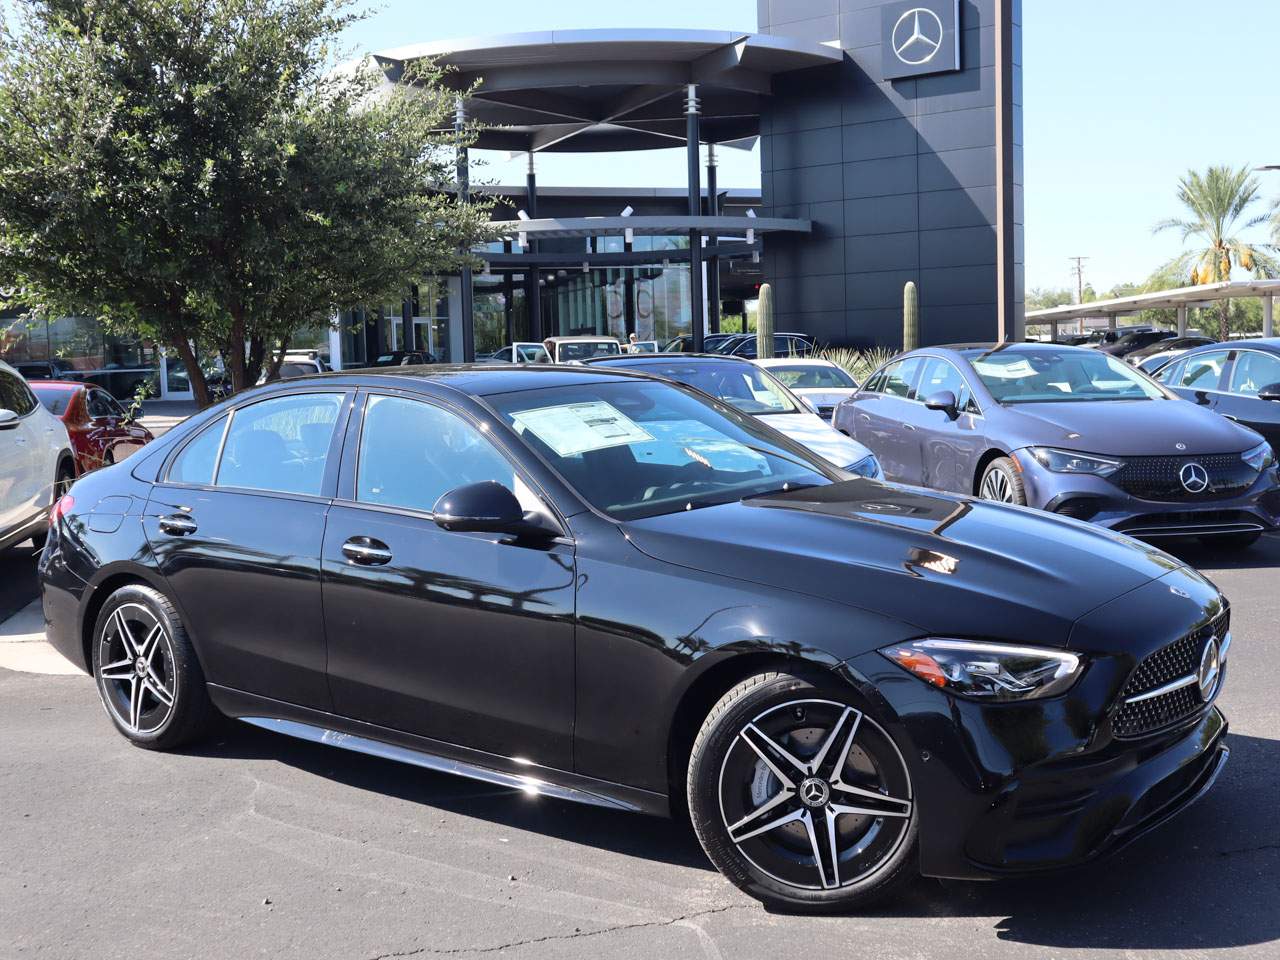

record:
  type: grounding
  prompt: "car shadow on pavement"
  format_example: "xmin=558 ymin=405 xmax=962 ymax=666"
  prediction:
xmin=1160 ymin=531 xmax=1280 ymax=571
xmin=184 ymin=720 xmax=715 ymax=872
xmin=876 ymin=731 xmax=1280 ymax=951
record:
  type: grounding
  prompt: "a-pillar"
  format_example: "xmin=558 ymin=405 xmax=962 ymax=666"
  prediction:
xmin=705 ymin=143 xmax=721 ymax=335
xmin=686 ymin=84 xmax=705 ymax=352
xmin=456 ymin=97 xmax=475 ymax=362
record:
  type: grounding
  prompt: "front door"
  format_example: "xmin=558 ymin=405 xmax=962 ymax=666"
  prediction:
xmin=852 ymin=357 xmax=925 ymax=483
xmin=1219 ymin=349 xmax=1280 ymax=453
xmin=912 ymin=357 xmax=986 ymax=493
xmin=321 ymin=392 xmax=576 ymax=769
xmin=144 ymin=390 xmax=349 ymax=710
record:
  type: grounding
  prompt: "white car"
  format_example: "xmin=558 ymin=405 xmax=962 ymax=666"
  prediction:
xmin=0 ymin=359 xmax=75 ymax=552
xmin=544 ymin=336 xmax=622 ymax=364
xmin=753 ymin=357 xmax=859 ymax=421
xmin=484 ymin=342 xmax=551 ymax=364
xmin=583 ymin=353 xmax=882 ymax=477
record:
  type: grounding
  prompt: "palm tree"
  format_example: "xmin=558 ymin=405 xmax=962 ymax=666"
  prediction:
xmin=1154 ymin=164 xmax=1280 ymax=341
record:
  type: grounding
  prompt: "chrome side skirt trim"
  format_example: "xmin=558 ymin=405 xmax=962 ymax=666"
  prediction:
xmin=239 ymin=716 xmax=640 ymax=812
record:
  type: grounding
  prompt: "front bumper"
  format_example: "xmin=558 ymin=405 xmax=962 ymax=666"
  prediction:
xmin=839 ymin=621 xmax=1230 ymax=880
xmin=1016 ymin=455 xmax=1280 ymax=539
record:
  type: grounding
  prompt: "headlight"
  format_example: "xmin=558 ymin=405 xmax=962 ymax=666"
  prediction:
xmin=880 ymin=638 xmax=1084 ymax=701
xmin=1026 ymin=446 xmax=1123 ymax=477
xmin=1243 ymin=440 xmax=1275 ymax=473
xmin=846 ymin=454 xmax=882 ymax=479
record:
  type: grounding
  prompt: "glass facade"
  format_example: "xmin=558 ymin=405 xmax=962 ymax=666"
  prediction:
xmin=0 ymin=310 xmax=160 ymax=399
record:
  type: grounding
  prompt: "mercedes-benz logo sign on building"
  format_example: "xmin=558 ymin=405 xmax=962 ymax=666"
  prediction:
xmin=892 ymin=8 xmax=944 ymax=65
xmin=1197 ymin=637 xmax=1221 ymax=701
xmin=881 ymin=0 xmax=960 ymax=80
xmin=1180 ymin=462 xmax=1210 ymax=494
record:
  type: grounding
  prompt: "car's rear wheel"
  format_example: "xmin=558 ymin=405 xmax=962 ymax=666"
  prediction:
xmin=31 ymin=460 xmax=76 ymax=551
xmin=979 ymin=457 xmax=1027 ymax=505
xmin=91 ymin=584 xmax=217 ymax=750
xmin=687 ymin=670 xmax=917 ymax=913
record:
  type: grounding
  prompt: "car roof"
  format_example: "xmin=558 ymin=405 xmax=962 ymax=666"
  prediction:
xmin=283 ymin=362 xmax=643 ymax=398
xmin=752 ymin=357 xmax=833 ymax=367
xmin=584 ymin=353 xmax=752 ymax=366
xmin=544 ymin=335 xmax=618 ymax=343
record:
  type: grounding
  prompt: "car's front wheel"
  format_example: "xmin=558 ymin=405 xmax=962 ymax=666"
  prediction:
xmin=91 ymin=584 xmax=217 ymax=750
xmin=978 ymin=457 xmax=1027 ymax=505
xmin=687 ymin=670 xmax=918 ymax=912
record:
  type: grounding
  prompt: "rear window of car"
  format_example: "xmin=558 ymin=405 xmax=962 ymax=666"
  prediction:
xmin=767 ymin=364 xmax=856 ymax=389
xmin=31 ymin=387 xmax=72 ymax=416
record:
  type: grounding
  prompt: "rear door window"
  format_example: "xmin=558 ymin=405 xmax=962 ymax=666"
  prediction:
xmin=168 ymin=416 xmax=228 ymax=486
xmin=215 ymin=394 xmax=344 ymax=495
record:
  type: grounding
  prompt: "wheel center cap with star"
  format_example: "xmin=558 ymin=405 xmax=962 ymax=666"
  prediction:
xmin=799 ymin=777 xmax=831 ymax=808
xmin=135 ymin=657 xmax=148 ymax=676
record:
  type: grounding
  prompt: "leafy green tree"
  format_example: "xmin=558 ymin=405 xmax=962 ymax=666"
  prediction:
xmin=0 ymin=0 xmax=491 ymax=406
xmin=1154 ymin=164 xmax=1279 ymax=341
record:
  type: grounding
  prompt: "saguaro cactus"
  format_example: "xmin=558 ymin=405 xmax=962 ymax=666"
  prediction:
xmin=757 ymin=282 xmax=775 ymax=359
xmin=903 ymin=281 xmax=919 ymax=352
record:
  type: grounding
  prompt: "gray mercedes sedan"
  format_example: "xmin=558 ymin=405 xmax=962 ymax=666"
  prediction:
xmin=832 ymin=343 xmax=1280 ymax=548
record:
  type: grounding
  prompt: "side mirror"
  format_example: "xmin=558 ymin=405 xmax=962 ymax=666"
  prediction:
xmin=0 ymin=409 xmax=18 ymax=431
xmin=923 ymin=390 xmax=959 ymax=419
xmin=432 ymin=481 xmax=559 ymax=539
xmin=1258 ymin=383 xmax=1280 ymax=402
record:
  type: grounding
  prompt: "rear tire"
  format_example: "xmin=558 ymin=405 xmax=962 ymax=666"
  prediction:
xmin=978 ymin=457 xmax=1027 ymax=506
xmin=91 ymin=584 xmax=217 ymax=750
xmin=30 ymin=460 xmax=75 ymax=551
xmin=687 ymin=669 xmax=918 ymax=913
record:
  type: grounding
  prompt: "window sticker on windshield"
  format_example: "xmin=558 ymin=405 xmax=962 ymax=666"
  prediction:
xmin=511 ymin=401 xmax=654 ymax=457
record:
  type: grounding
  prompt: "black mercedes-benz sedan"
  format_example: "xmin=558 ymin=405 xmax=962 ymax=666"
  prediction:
xmin=40 ymin=365 xmax=1231 ymax=912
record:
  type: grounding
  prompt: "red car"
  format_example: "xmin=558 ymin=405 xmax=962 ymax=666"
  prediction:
xmin=28 ymin=381 xmax=154 ymax=474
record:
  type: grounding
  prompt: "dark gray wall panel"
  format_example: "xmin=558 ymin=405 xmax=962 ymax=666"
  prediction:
xmin=842 ymin=156 xmax=918 ymax=198
xmin=774 ymin=162 xmax=844 ymax=206
xmin=846 ymin=269 xmax=920 ymax=310
xmin=917 ymin=146 xmax=996 ymax=191
xmin=841 ymin=117 xmax=917 ymax=161
xmin=919 ymin=185 xmax=996 ymax=229
xmin=846 ymin=232 xmax=921 ymax=273
xmin=770 ymin=125 xmax=843 ymax=170
xmin=920 ymin=265 xmax=1000 ymax=306
xmin=843 ymin=194 xmax=919 ymax=236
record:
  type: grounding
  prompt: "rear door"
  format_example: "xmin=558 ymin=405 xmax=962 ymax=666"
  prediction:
xmin=1219 ymin=349 xmax=1280 ymax=452
xmin=321 ymin=390 xmax=576 ymax=767
xmin=144 ymin=390 xmax=350 ymax=709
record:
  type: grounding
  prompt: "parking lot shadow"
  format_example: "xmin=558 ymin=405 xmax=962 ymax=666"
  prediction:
xmin=186 ymin=720 xmax=714 ymax=871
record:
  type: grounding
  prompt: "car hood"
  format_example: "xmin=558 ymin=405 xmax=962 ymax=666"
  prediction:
xmin=758 ymin=411 xmax=872 ymax=467
xmin=623 ymin=481 xmax=1188 ymax=649
xmin=1004 ymin=399 xmax=1258 ymax=455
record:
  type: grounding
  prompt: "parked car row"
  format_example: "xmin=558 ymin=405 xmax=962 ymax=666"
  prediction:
xmin=40 ymin=359 xmax=1236 ymax=913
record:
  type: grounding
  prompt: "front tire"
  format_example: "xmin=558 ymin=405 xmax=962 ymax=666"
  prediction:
xmin=978 ymin=457 xmax=1027 ymax=505
xmin=91 ymin=584 xmax=217 ymax=750
xmin=687 ymin=670 xmax=918 ymax=913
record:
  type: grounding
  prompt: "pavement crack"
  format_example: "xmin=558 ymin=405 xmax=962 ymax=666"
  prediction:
xmin=361 ymin=903 xmax=747 ymax=958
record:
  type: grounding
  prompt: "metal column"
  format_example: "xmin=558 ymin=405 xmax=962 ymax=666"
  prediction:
xmin=686 ymin=84 xmax=705 ymax=353
xmin=1265 ymin=296 xmax=1274 ymax=338
xmin=456 ymin=98 xmax=475 ymax=362
xmin=705 ymin=143 xmax=721 ymax=335
xmin=1177 ymin=304 xmax=1188 ymax=337
xmin=525 ymin=152 xmax=543 ymax=342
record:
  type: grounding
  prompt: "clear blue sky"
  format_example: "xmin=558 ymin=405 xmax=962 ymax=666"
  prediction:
xmin=343 ymin=0 xmax=1280 ymax=295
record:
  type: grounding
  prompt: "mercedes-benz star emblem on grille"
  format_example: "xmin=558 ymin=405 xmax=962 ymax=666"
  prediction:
xmin=1175 ymin=442 xmax=1187 ymax=451
xmin=892 ymin=7 xmax=945 ymax=65
xmin=1197 ymin=637 xmax=1221 ymax=701
xmin=1179 ymin=461 xmax=1210 ymax=494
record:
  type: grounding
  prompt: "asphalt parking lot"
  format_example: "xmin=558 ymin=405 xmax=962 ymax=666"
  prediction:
xmin=2 ymin=536 xmax=1278 ymax=960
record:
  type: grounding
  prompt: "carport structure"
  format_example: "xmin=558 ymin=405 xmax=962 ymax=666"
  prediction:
xmin=1027 ymin=280 xmax=1280 ymax=342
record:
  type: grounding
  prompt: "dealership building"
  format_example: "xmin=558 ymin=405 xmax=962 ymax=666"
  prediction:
xmin=1 ymin=0 xmax=1023 ymax=397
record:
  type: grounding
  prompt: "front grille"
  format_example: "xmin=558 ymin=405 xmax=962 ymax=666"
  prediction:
xmin=1110 ymin=454 xmax=1257 ymax=502
xmin=1112 ymin=611 xmax=1229 ymax=739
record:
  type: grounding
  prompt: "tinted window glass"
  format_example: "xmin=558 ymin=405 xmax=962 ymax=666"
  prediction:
xmin=557 ymin=341 xmax=620 ymax=362
xmin=882 ymin=358 xmax=922 ymax=398
xmin=87 ymin=390 xmax=116 ymax=418
xmin=216 ymin=394 xmax=343 ymax=495
xmin=169 ymin=416 xmax=228 ymax=486
xmin=917 ymin=358 xmax=972 ymax=410
xmin=357 ymin=396 xmax=518 ymax=513
xmin=1153 ymin=359 xmax=1183 ymax=384
xmin=862 ymin=367 xmax=888 ymax=393
xmin=31 ymin=386 xmax=72 ymax=416
xmin=1179 ymin=351 xmax=1230 ymax=389
xmin=278 ymin=362 xmax=317 ymax=379
xmin=489 ymin=380 xmax=834 ymax=520
xmin=0 ymin=370 xmax=37 ymax=415
xmin=614 ymin=359 xmax=800 ymax=415
xmin=1228 ymin=351 xmax=1280 ymax=396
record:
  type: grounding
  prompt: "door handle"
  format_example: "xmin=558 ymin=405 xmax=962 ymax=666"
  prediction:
xmin=903 ymin=423 xmax=917 ymax=432
xmin=859 ymin=414 xmax=871 ymax=422
xmin=342 ymin=538 xmax=393 ymax=566
xmin=158 ymin=514 xmax=198 ymax=536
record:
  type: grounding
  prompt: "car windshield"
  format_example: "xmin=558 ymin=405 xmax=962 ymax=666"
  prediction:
xmin=557 ymin=341 xmax=620 ymax=362
xmin=622 ymin=359 xmax=801 ymax=415
xmin=968 ymin=348 xmax=1166 ymax=404
xmin=767 ymin=364 xmax=856 ymax=389
xmin=486 ymin=380 xmax=836 ymax=521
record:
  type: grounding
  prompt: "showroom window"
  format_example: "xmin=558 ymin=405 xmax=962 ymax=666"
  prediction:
xmin=356 ymin=395 xmax=524 ymax=514
xmin=215 ymin=394 xmax=344 ymax=496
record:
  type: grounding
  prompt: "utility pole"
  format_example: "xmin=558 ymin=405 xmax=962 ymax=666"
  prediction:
xmin=1068 ymin=256 xmax=1089 ymax=304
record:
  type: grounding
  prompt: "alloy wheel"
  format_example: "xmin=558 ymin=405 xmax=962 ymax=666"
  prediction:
xmin=97 ymin=603 xmax=177 ymax=735
xmin=980 ymin=468 xmax=1016 ymax=503
xmin=717 ymin=699 xmax=912 ymax=891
